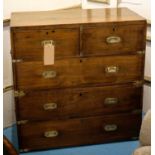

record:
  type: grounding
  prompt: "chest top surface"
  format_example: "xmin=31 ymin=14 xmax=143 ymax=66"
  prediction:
xmin=11 ymin=8 xmax=145 ymax=27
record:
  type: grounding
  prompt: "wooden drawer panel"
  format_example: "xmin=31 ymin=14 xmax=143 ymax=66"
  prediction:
xmin=14 ymin=55 xmax=144 ymax=90
xmin=12 ymin=28 xmax=79 ymax=60
xmin=18 ymin=113 xmax=142 ymax=151
xmin=16 ymin=84 xmax=142 ymax=120
xmin=82 ymin=24 xmax=146 ymax=56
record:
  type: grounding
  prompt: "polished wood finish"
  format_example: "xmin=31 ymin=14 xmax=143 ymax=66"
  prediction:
xmin=11 ymin=8 xmax=145 ymax=27
xmin=16 ymin=84 xmax=142 ymax=120
xmin=11 ymin=8 xmax=146 ymax=151
xmin=14 ymin=55 xmax=144 ymax=90
xmin=82 ymin=24 xmax=146 ymax=56
xmin=12 ymin=28 xmax=79 ymax=60
xmin=18 ymin=113 xmax=142 ymax=151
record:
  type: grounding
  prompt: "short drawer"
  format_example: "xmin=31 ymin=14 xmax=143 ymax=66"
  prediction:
xmin=16 ymin=84 xmax=142 ymax=120
xmin=12 ymin=28 xmax=79 ymax=60
xmin=14 ymin=55 xmax=144 ymax=90
xmin=18 ymin=113 xmax=142 ymax=151
xmin=82 ymin=23 xmax=146 ymax=56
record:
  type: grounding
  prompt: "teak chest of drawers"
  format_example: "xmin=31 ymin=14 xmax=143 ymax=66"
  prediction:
xmin=10 ymin=8 xmax=146 ymax=152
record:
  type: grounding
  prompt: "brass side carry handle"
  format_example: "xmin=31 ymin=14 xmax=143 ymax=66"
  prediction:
xmin=106 ymin=36 xmax=122 ymax=44
xmin=43 ymin=103 xmax=57 ymax=110
xmin=42 ymin=70 xmax=56 ymax=79
xmin=104 ymin=124 xmax=118 ymax=132
xmin=105 ymin=66 xmax=119 ymax=73
xmin=44 ymin=130 xmax=59 ymax=138
xmin=104 ymin=98 xmax=118 ymax=105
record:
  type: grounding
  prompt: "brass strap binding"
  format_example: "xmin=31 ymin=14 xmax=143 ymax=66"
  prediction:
xmin=132 ymin=109 xmax=142 ymax=114
xmin=12 ymin=59 xmax=23 ymax=63
xmin=133 ymin=81 xmax=143 ymax=87
xmin=14 ymin=90 xmax=25 ymax=97
xmin=19 ymin=149 xmax=30 ymax=152
xmin=17 ymin=120 xmax=28 ymax=125
xmin=137 ymin=51 xmax=145 ymax=55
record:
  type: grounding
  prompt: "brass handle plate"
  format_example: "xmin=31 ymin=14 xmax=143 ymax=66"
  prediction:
xmin=42 ymin=40 xmax=54 ymax=46
xmin=42 ymin=70 xmax=56 ymax=78
xmin=105 ymin=66 xmax=119 ymax=73
xmin=44 ymin=130 xmax=58 ymax=138
xmin=43 ymin=103 xmax=57 ymax=110
xmin=104 ymin=98 xmax=118 ymax=105
xmin=106 ymin=36 xmax=122 ymax=44
xmin=104 ymin=124 xmax=118 ymax=132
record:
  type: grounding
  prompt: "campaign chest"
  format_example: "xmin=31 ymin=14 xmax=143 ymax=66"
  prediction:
xmin=10 ymin=8 xmax=146 ymax=152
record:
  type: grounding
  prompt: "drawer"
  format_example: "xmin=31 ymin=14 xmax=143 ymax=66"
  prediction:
xmin=18 ymin=113 xmax=142 ymax=151
xmin=16 ymin=84 xmax=142 ymax=120
xmin=12 ymin=28 xmax=79 ymax=60
xmin=82 ymin=24 xmax=146 ymax=56
xmin=14 ymin=55 xmax=144 ymax=90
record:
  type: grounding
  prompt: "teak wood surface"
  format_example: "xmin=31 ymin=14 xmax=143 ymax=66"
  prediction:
xmin=14 ymin=55 xmax=144 ymax=90
xmin=11 ymin=8 xmax=145 ymax=27
xmin=16 ymin=84 xmax=142 ymax=121
xmin=10 ymin=8 xmax=146 ymax=152
xmin=18 ymin=113 xmax=142 ymax=151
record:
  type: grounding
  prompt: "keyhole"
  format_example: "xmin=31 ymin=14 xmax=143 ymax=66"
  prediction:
xmin=80 ymin=59 xmax=83 ymax=63
xmin=113 ymin=27 xmax=116 ymax=32
xmin=52 ymin=30 xmax=55 ymax=33
xmin=46 ymin=32 xmax=49 ymax=35
xmin=79 ymin=93 xmax=83 ymax=96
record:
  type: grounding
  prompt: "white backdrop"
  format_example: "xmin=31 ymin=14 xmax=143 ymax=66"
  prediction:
xmin=3 ymin=0 xmax=151 ymax=128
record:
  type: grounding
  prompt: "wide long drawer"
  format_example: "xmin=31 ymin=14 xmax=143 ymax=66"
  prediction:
xmin=14 ymin=55 xmax=144 ymax=90
xmin=82 ymin=23 xmax=146 ymax=56
xmin=12 ymin=28 xmax=79 ymax=60
xmin=16 ymin=84 xmax=142 ymax=121
xmin=18 ymin=113 xmax=142 ymax=151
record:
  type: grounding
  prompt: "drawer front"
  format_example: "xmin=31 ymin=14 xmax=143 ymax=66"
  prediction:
xmin=16 ymin=85 xmax=142 ymax=120
xmin=12 ymin=28 xmax=79 ymax=60
xmin=14 ymin=55 xmax=144 ymax=90
xmin=82 ymin=24 xmax=146 ymax=56
xmin=18 ymin=113 xmax=142 ymax=151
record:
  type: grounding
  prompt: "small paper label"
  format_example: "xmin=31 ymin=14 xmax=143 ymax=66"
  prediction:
xmin=44 ymin=42 xmax=54 ymax=65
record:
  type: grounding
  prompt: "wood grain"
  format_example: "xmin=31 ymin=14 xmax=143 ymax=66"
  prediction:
xmin=12 ymin=28 xmax=80 ymax=60
xmin=16 ymin=84 xmax=142 ymax=120
xmin=11 ymin=8 xmax=146 ymax=27
xmin=82 ymin=23 xmax=146 ymax=56
xmin=11 ymin=8 xmax=146 ymax=151
xmin=14 ymin=55 xmax=144 ymax=90
xmin=18 ymin=113 xmax=142 ymax=151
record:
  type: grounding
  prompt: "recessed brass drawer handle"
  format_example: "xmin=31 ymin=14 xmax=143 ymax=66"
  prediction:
xmin=106 ymin=36 xmax=122 ymax=44
xmin=105 ymin=66 xmax=119 ymax=73
xmin=104 ymin=124 xmax=118 ymax=132
xmin=42 ymin=70 xmax=56 ymax=78
xmin=42 ymin=40 xmax=55 ymax=46
xmin=44 ymin=130 xmax=59 ymax=138
xmin=43 ymin=103 xmax=57 ymax=110
xmin=104 ymin=98 xmax=118 ymax=105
